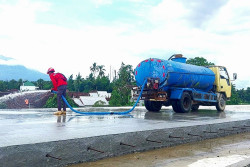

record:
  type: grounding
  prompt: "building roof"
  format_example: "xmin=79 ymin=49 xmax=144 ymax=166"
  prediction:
xmin=89 ymin=91 xmax=111 ymax=97
xmin=79 ymin=96 xmax=108 ymax=106
xmin=23 ymin=81 xmax=35 ymax=86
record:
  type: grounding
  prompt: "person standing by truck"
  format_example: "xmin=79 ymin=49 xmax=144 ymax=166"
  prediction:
xmin=47 ymin=67 xmax=67 ymax=115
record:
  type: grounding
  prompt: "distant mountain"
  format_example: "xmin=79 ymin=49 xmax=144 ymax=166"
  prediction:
xmin=0 ymin=64 xmax=49 ymax=81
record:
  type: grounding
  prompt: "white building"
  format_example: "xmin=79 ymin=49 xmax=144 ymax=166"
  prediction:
xmin=89 ymin=91 xmax=111 ymax=98
xmin=20 ymin=82 xmax=39 ymax=92
xmin=73 ymin=91 xmax=111 ymax=106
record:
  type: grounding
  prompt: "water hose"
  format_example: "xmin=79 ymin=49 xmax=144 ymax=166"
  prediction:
xmin=52 ymin=79 xmax=147 ymax=115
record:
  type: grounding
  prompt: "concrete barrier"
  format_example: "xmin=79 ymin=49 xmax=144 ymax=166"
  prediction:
xmin=1 ymin=119 xmax=250 ymax=167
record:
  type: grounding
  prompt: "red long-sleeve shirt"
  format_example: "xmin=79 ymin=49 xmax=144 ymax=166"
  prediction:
xmin=49 ymin=73 xmax=67 ymax=91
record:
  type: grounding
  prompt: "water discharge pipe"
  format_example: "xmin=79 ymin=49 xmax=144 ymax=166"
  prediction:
xmin=52 ymin=79 xmax=147 ymax=115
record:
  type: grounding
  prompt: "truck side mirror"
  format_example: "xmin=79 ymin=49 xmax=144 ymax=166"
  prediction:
xmin=233 ymin=73 xmax=237 ymax=80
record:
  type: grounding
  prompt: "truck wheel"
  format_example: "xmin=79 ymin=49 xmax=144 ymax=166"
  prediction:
xmin=216 ymin=94 xmax=226 ymax=111
xmin=144 ymin=100 xmax=162 ymax=112
xmin=191 ymin=104 xmax=199 ymax=111
xmin=176 ymin=92 xmax=192 ymax=113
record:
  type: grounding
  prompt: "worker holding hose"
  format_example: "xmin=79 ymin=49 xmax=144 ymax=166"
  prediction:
xmin=47 ymin=67 xmax=67 ymax=115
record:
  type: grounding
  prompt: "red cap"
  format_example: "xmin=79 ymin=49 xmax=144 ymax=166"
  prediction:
xmin=47 ymin=67 xmax=55 ymax=74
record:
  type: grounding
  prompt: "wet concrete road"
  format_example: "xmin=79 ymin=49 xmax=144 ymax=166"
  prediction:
xmin=1 ymin=105 xmax=250 ymax=147
xmin=1 ymin=105 xmax=250 ymax=167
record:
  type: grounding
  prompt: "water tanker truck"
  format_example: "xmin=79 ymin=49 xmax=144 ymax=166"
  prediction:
xmin=134 ymin=54 xmax=237 ymax=113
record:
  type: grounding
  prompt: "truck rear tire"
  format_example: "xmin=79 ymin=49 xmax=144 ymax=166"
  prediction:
xmin=173 ymin=92 xmax=192 ymax=113
xmin=145 ymin=100 xmax=162 ymax=112
xmin=216 ymin=94 xmax=226 ymax=111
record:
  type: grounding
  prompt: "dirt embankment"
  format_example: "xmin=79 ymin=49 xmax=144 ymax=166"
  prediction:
xmin=0 ymin=91 xmax=53 ymax=109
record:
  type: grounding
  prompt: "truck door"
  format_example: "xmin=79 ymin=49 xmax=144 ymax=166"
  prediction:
xmin=218 ymin=67 xmax=231 ymax=98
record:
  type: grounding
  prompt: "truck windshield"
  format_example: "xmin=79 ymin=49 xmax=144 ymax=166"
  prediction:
xmin=219 ymin=67 xmax=229 ymax=79
xmin=219 ymin=67 xmax=230 ymax=85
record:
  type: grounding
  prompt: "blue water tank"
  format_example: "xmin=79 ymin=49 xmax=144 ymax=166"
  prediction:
xmin=135 ymin=58 xmax=215 ymax=92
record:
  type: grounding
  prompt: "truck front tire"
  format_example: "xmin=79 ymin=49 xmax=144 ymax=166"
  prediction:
xmin=216 ymin=94 xmax=226 ymax=111
xmin=145 ymin=100 xmax=162 ymax=112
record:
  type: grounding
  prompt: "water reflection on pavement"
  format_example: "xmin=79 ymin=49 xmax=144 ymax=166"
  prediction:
xmin=0 ymin=105 xmax=248 ymax=125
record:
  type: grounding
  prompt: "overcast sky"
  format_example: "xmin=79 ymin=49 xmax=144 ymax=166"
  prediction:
xmin=0 ymin=0 xmax=249 ymax=89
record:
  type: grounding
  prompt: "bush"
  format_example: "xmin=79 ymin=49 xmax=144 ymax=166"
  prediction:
xmin=0 ymin=103 xmax=7 ymax=109
xmin=109 ymin=89 xmax=122 ymax=106
xmin=93 ymin=100 xmax=106 ymax=107
xmin=44 ymin=94 xmax=78 ymax=108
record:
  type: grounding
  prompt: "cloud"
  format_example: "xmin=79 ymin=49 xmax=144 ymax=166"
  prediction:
xmin=0 ymin=55 xmax=14 ymax=61
xmin=0 ymin=0 xmax=50 ymax=31
xmin=0 ymin=0 xmax=250 ymax=89
xmin=181 ymin=0 xmax=228 ymax=28
xmin=92 ymin=0 xmax=113 ymax=7
xmin=204 ymin=0 xmax=250 ymax=35
xmin=149 ymin=0 xmax=189 ymax=27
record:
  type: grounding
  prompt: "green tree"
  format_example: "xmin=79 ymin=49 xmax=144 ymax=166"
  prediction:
xmin=82 ymin=79 xmax=93 ymax=93
xmin=67 ymin=75 xmax=74 ymax=91
xmin=95 ymin=76 xmax=110 ymax=91
xmin=109 ymin=62 xmax=135 ymax=106
xmin=37 ymin=79 xmax=44 ymax=89
xmin=109 ymin=89 xmax=122 ymax=106
xmin=18 ymin=79 xmax=23 ymax=88
xmin=8 ymin=79 xmax=19 ymax=90
xmin=74 ymin=73 xmax=82 ymax=92
xmin=186 ymin=57 xmax=215 ymax=66
xmin=0 ymin=81 xmax=7 ymax=91
xmin=43 ymin=81 xmax=52 ymax=90
xmin=97 ymin=65 xmax=106 ymax=77
xmin=227 ymin=84 xmax=240 ymax=105
xmin=245 ymin=87 xmax=250 ymax=103
xmin=79 ymin=80 xmax=85 ymax=92
xmin=118 ymin=63 xmax=134 ymax=83
xmin=90 ymin=62 xmax=98 ymax=78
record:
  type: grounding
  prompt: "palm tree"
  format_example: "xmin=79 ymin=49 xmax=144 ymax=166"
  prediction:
xmin=90 ymin=63 xmax=97 ymax=78
xmin=97 ymin=65 xmax=106 ymax=77
xmin=74 ymin=73 xmax=82 ymax=92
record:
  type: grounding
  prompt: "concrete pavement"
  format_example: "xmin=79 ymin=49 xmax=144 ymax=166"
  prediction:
xmin=1 ymin=105 xmax=250 ymax=166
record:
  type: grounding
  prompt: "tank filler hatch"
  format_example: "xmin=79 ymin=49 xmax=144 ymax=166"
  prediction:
xmin=169 ymin=54 xmax=187 ymax=63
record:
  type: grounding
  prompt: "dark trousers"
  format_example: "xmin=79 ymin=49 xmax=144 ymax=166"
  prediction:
xmin=57 ymin=85 xmax=67 ymax=111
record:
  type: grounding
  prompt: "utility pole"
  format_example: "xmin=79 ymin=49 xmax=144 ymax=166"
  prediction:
xmin=110 ymin=66 xmax=111 ymax=81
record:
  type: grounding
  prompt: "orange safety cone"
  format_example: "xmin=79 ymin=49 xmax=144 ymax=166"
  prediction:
xmin=25 ymin=99 xmax=29 ymax=105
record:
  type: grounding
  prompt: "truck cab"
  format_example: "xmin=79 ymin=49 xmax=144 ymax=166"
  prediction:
xmin=208 ymin=66 xmax=236 ymax=111
xmin=209 ymin=66 xmax=232 ymax=99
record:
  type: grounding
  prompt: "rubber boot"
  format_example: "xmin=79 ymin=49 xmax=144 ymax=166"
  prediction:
xmin=54 ymin=110 xmax=63 ymax=115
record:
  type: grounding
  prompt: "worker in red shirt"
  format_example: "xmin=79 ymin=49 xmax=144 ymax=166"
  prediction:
xmin=47 ymin=67 xmax=68 ymax=115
